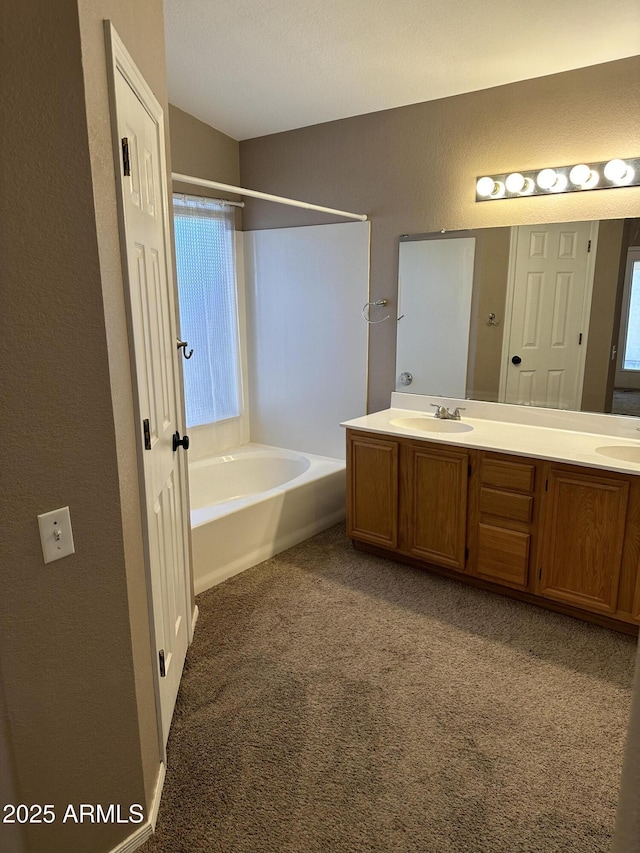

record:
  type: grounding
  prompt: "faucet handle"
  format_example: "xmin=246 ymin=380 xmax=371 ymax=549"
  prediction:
xmin=430 ymin=403 xmax=445 ymax=418
xmin=450 ymin=407 xmax=466 ymax=420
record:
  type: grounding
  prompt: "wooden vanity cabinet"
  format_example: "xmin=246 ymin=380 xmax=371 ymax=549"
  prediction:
xmin=537 ymin=465 xmax=629 ymax=614
xmin=346 ymin=433 xmax=399 ymax=548
xmin=468 ymin=452 xmax=539 ymax=592
xmin=399 ymin=441 xmax=469 ymax=571
xmin=346 ymin=428 xmax=640 ymax=634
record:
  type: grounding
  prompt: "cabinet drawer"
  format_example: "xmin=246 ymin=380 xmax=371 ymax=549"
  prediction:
xmin=480 ymin=487 xmax=533 ymax=523
xmin=481 ymin=457 xmax=535 ymax=494
xmin=477 ymin=523 xmax=530 ymax=588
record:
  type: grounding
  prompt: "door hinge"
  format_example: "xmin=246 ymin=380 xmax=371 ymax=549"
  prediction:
xmin=588 ymin=239 xmax=592 ymax=252
xmin=545 ymin=479 xmax=548 ymax=492
xmin=143 ymin=418 xmax=151 ymax=450
xmin=539 ymin=567 xmax=542 ymax=581
xmin=159 ymin=650 xmax=166 ymax=678
xmin=468 ymin=463 xmax=472 ymax=478
xmin=578 ymin=332 xmax=583 ymax=345
xmin=121 ymin=137 xmax=131 ymax=177
xmin=465 ymin=546 xmax=469 ymax=561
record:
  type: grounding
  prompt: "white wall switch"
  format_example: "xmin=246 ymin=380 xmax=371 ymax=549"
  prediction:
xmin=37 ymin=506 xmax=75 ymax=564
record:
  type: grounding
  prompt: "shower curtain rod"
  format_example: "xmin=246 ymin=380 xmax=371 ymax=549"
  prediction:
xmin=171 ymin=172 xmax=368 ymax=222
xmin=174 ymin=191 xmax=244 ymax=209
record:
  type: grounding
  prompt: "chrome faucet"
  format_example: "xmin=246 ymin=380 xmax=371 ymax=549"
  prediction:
xmin=431 ymin=404 xmax=465 ymax=420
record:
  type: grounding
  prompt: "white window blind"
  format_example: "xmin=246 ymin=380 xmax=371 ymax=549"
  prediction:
xmin=173 ymin=195 xmax=241 ymax=427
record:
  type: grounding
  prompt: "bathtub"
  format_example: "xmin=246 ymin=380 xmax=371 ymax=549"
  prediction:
xmin=189 ymin=444 xmax=346 ymax=593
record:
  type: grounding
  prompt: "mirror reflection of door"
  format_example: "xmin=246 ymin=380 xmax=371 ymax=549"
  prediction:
xmin=500 ymin=222 xmax=596 ymax=410
xmin=396 ymin=237 xmax=475 ymax=396
xmin=615 ymin=249 xmax=640 ymax=391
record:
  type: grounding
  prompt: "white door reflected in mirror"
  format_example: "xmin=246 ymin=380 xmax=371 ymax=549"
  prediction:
xmin=396 ymin=236 xmax=475 ymax=396
xmin=500 ymin=221 xmax=595 ymax=411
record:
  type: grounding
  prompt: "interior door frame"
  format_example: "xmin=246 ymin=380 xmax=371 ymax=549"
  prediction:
xmin=498 ymin=221 xmax=599 ymax=408
xmin=615 ymin=247 xmax=640 ymax=389
xmin=104 ymin=21 xmax=194 ymax=761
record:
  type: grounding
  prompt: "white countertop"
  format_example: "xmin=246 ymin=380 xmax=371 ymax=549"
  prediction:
xmin=342 ymin=394 xmax=640 ymax=476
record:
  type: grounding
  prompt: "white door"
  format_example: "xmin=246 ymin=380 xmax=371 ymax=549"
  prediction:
xmin=396 ymin=237 xmax=476 ymax=396
xmin=107 ymin=27 xmax=190 ymax=747
xmin=502 ymin=222 xmax=595 ymax=409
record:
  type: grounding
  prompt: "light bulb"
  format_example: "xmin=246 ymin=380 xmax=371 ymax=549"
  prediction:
xmin=505 ymin=172 xmax=525 ymax=193
xmin=569 ymin=163 xmax=600 ymax=190
xmin=550 ymin=173 xmax=568 ymax=192
xmin=569 ymin=164 xmax=591 ymax=186
xmin=604 ymin=159 xmax=634 ymax=185
xmin=476 ymin=176 xmax=497 ymax=197
xmin=537 ymin=168 xmax=558 ymax=190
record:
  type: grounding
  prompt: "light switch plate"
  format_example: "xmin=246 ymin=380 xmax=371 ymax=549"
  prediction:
xmin=38 ymin=506 xmax=75 ymax=564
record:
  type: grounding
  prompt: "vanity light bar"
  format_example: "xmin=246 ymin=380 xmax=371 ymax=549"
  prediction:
xmin=475 ymin=157 xmax=640 ymax=201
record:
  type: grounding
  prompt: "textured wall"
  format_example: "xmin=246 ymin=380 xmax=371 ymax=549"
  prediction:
xmin=170 ymin=104 xmax=241 ymax=206
xmin=467 ymin=228 xmax=511 ymax=402
xmin=0 ymin=2 xmax=147 ymax=852
xmin=0 ymin=1 xmax=176 ymax=851
xmin=581 ymin=219 xmax=627 ymax=413
xmin=239 ymin=56 xmax=640 ymax=412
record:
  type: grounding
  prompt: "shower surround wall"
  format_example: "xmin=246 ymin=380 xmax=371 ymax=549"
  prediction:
xmin=244 ymin=221 xmax=370 ymax=459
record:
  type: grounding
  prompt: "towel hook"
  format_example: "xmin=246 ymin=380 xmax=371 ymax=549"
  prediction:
xmin=362 ymin=299 xmax=390 ymax=324
xmin=177 ymin=339 xmax=194 ymax=359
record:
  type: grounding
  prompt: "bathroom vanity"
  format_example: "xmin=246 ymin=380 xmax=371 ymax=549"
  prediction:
xmin=343 ymin=394 xmax=640 ymax=635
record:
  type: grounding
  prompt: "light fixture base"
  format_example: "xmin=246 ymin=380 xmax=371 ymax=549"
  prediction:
xmin=476 ymin=157 xmax=640 ymax=201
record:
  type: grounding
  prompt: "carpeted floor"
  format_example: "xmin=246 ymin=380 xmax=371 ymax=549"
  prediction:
xmin=140 ymin=523 xmax=636 ymax=853
xmin=612 ymin=389 xmax=640 ymax=417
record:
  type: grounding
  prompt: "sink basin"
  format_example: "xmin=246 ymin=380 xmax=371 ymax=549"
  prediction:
xmin=596 ymin=445 xmax=640 ymax=464
xmin=390 ymin=416 xmax=474 ymax=434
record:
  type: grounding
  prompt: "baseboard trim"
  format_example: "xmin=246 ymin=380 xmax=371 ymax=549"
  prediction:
xmin=149 ymin=761 xmax=166 ymax=831
xmin=108 ymin=761 xmax=166 ymax=853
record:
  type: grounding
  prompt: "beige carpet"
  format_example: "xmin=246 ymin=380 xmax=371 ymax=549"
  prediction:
xmin=612 ymin=389 xmax=640 ymax=418
xmin=141 ymin=524 xmax=636 ymax=853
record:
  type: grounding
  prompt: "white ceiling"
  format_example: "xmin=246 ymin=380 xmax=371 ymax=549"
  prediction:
xmin=164 ymin=0 xmax=640 ymax=141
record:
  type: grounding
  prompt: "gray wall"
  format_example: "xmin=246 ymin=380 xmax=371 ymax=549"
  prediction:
xmin=1 ymin=1 xmax=172 ymax=850
xmin=581 ymin=219 xmax=628 ymax=412
xmin=238 ymin=55 xmax=640 ymax=412
xmin=170 ymin=104 xmax=241 ymax=201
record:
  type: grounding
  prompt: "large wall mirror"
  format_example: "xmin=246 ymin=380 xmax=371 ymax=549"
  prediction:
xmin=396 ymin=218 xmax=640 ymax=417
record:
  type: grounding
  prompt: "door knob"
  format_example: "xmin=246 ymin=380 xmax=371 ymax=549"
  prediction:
xmin=511 ymin=355 xmax=522 ymax=365
xmin=172 ymin=431 xmax=190 ymax=452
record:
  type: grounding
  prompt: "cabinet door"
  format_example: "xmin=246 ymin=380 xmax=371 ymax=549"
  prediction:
xmin=347 ymin=433 xmax=398 ymax=548
xmin=539 ymin=468 xmax=629 ymax=614
xmin=402 ymin=443 xmax=468 ymax=571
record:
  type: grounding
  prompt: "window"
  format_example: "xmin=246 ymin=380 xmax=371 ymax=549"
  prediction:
xmin=173 ymin=195 xmax=241 ymax=427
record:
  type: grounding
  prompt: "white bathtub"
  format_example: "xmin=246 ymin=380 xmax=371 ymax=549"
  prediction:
xmin=189 ymin=444 xmax=346 ymax=593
